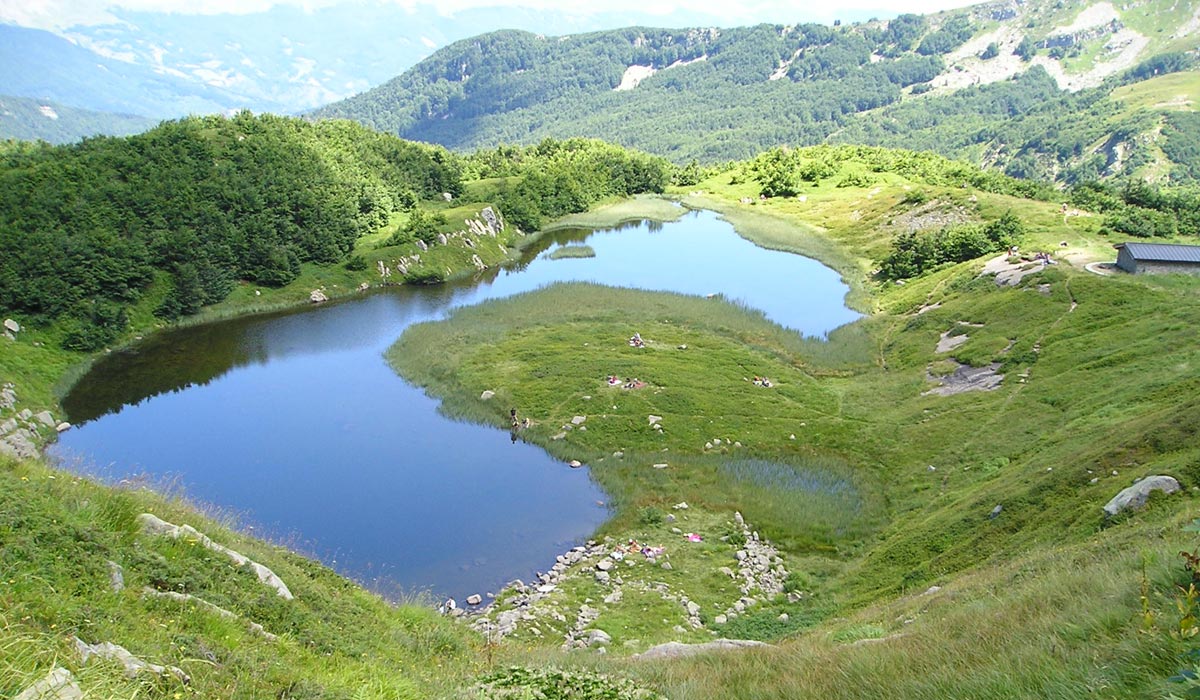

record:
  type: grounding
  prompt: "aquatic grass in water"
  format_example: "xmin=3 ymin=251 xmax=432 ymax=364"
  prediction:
xmin=548 ymin=245 xmax=596 ymax=260
xmin=716 ymin=457 xmax=869 ymax=548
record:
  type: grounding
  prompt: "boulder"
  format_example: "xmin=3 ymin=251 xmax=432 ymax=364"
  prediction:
xmin=309 ymin=290 xmax=328 ymax=304
xmin=55 ymin=422 xmax=71 ymax=433
xmin=466 ymin=594 xmax=483 ymax=605
xmin=1103 ymin=476 xmax=1181 ymax=516
xmin=74 ymin=637 xmax=190 ymax=683
xmin=14 ymin=668 xmax=81 ymax=700
xmin=571 ymin=415 xmax=587 ymax=425
xmin=4 ymin=319 xmax=19 ymax=333
xmin=636 ymin=639 xmax=770 ymax=660
xmin=480 ymin=390 xmax=495 ymax=401
xmin=34 ymin=411 xmax=55 ymax=428
xmin=586 ymin=629 xmax=611 ymax=647
xmin=596 ymin=559 xmax=614 ymax=572
xmin=568 ymin=460 xmax=583 ymax=468
xmin=480 ymin=206 xmax=501 ymax=234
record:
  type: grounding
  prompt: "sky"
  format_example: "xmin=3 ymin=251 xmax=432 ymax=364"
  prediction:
xmin=0 ymin=0 xmax=983 ymax=30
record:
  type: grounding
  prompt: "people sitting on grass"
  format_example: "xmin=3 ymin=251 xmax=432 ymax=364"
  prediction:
xmin=752 ymin=376 xmax=773 ymax=388
xmin=629 ymin=332 xmax=645 ymax=348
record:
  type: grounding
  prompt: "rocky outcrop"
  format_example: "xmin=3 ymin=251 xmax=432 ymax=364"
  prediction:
xmin=0 ymin=384 xmax=57 ymax=460
xmin=73 ymin=637 xmax=190 ymax=684
xmin=1103 ymin=476 xmax=1181 ymax=516
xmin=137 ymin=513 xmax=293 ymax=599
xmin=635 ymin=638 xmax=771 ymax=660
xmin=142 ymin=587 xmax=277 ymax=640
xmin=309 ymin=289 xmax=328 ymax=303
xmin=14 ymin=668 xmax=82 ymax=700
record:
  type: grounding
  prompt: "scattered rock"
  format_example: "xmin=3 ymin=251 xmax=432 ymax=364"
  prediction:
xmin=648 ymin=415 xmax=662 ymax=425
xmin=142 ymin=587 xmax=276 ymax=640
xmin=595 ymin=570 xmax=611 ymax=584
xmin=778 ymin=613 xmax=789 ymax=622
xmin=636 ymin=639 xmax=771 ymax=660
xmin=571 ymin=415 xmax=587 ymax=425
xmin=107 ymin=560 xmax=125 ymax=593
xmin=14 ymin=667 xmax=82 ymax=700
xmin=73 ymin=637 xmax=190 ymax=684
xmin=55 ymin=422 xmax=71 ymax=433
xmin=4 ymin=319 xmax=20 ymax=333
xmin=309 ymin=290 xmax=328 ymax=304
xmin=551 ymin=432 xmax=567 ymax=440
xmin=34 ymin=411 xmax=55 ymax=428
xmin=466 ymin=594 xmax=483 ymax=606
xmin=653 ymin=463 xmax=669 ymax=469
xmin=989 ymin=504 xmax=1003 ymax=519
xmin=714 ymin=614 xmax=727 ymax=625
xmin=586 ymin=629 xmax=612 ymax=647
xmin=596 ymin=559 xmax=614 ymax=572
xmin=924 ymin=361 xmax=1003 ymax=396
xmin=137 ymin=514 xmax=293 ymax=599
xmin=936 ymin=330 xmax=969 ymax=354
xmin=921 ymin=585 xmax=942 ymax=596
xmin=480 ymin=390 xmax=495 ymax=400
xmin=672 ymin=502 xmax=689 ymax=510
xmin=568 ymin=460 xmax=583 ymax=468
xmin=1103 ymin=475 xmax=1181 ymax=516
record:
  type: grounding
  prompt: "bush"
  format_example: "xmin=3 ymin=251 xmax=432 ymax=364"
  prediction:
xmin=638 ymin=506 xmax=664 ymax=525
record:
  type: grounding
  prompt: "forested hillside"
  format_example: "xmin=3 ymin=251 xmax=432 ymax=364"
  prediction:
xmin=313 ymin=0 xmax=1200 ymax=183
xmin=0 ymin=116 xmax=672 ymax=354
xmin=0 ymin=114 xmax=461 ymax=349
xmin=0 ymin=95 xmax=155 ymax=145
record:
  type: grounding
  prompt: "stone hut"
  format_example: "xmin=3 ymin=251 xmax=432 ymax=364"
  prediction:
xmin=1114 ymin=242 xmax=1200 ymax=275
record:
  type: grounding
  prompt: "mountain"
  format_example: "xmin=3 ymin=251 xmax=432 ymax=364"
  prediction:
xmin=0 ymin=24 xmax=277 ymax=118
xmin=0 ymin=2 xmax=734 ymax=121
xmin=313 ymin=0 xmax=1200 ymax=182
xmin=0 ymin=95 xmax=155 ymax=144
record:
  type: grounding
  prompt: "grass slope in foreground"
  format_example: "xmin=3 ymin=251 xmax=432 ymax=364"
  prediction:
xmin=388 ymin=199 xmax=1200 ymax=696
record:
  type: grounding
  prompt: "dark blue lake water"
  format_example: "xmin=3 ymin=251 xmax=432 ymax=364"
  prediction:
xmin=52 ymin=207 xmax=859 ymax=602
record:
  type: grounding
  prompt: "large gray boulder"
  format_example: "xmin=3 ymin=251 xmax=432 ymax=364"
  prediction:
xmin=635 ymin=638 xmax=771 ymax=660
xmin=1103 ymin=475 xmax=1181 ymax=516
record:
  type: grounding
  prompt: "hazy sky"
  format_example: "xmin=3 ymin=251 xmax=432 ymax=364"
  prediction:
xmin=1 ymin=0 xmax=982 ymax=30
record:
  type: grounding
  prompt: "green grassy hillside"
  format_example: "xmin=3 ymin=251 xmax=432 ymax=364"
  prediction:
xmin=6 ymin=140 xmax=1200 ymax=698
xmin=383 ymin=156 xmax=1200 ymax=697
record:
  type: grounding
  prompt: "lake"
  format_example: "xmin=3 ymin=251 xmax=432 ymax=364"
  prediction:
xmin=52 ymin=207 xmax=860 ymax=603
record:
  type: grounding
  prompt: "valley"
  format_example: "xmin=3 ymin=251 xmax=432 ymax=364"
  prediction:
xmin=2 ymin=0 xmax=1200 ymax=698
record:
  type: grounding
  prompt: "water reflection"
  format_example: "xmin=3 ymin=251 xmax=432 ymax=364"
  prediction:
xmin=53 ymin=209 xmax=859 ymax=601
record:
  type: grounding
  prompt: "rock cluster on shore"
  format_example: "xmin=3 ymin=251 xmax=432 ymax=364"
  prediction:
xmin=0 ymin=383 xmax=69 ymax=460
xmin=467 ymin=511 xmax=791 ymax=653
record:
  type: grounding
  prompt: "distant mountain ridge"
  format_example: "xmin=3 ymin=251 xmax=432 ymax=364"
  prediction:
xmin=313 ymin=0 xmax=1200 ymax=183
xmin=0 ymin=95 xmax=155 ymax=144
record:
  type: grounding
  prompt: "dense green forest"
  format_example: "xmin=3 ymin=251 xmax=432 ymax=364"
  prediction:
xmin=0 ymin=117 xmax=674 ymax=351
xmin=0 ymin=113 xmax=461 ymax=348
xmin=312 ymin=1 xmax=1200 ymax=183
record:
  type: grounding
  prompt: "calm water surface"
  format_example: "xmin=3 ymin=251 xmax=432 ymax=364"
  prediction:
xmin=52 ymin=208 xmax=859 ymax=601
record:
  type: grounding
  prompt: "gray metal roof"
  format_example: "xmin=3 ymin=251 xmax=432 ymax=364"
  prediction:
xmin=1115 ymin=242 xmax=1200 ymax=263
